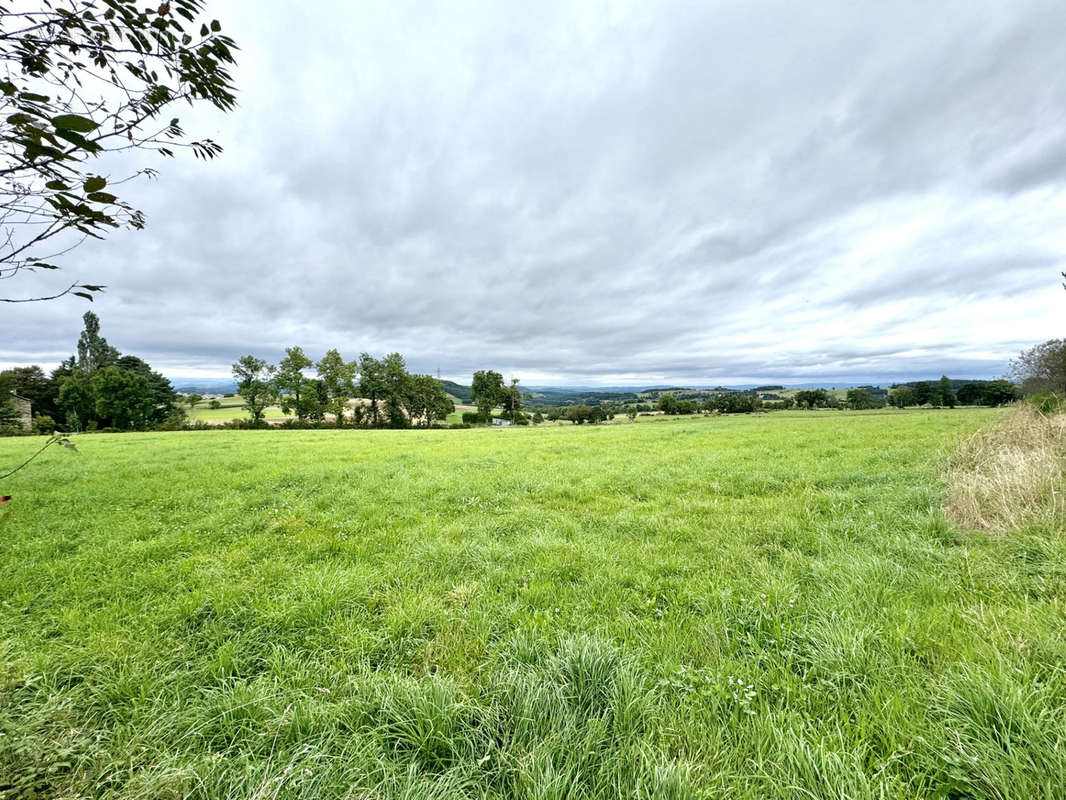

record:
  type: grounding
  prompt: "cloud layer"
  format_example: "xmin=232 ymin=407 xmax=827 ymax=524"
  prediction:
xmin=5 ymin=0 xmax=1065 ymax=384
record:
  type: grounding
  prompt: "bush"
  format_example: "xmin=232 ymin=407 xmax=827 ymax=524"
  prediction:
xmin=155 ymin=406 xmax=188 ymax=431
xmin=461 ymin=411 xmax=482 ymax=424
xmin=209 ymin=399 xmax=222 ymax=409
xmin=31 ymin=414 xmax=56 ymax=435
xmin=1027 ymin=392 xmax=1066 ymax=415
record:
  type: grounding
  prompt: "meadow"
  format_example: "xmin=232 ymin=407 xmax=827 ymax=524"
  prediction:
xmin=2 ymin=408 xmax=1065 ymax=799
xmin=188 ymin=397 xmax=288 ymax=423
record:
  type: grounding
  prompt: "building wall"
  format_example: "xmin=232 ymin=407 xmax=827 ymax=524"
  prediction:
xmin=12 ymin=395 xmax=31 ymax=431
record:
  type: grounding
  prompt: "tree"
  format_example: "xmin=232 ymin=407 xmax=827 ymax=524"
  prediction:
xmin=114 ymin=354 xmax=176 ymax=425
xmin=1 ymin=365 xmax=48 ymax=404
xmin=565 ymin=404 xmax=593 ymax=424
xmin=358 ymin=353 xmax=385 ymax=426
xmin=794 ymin=389 xmax=828 ymax=409
xmin=275 ymin=346 xmax=313 ymax=420
xmin=939 ymin=376 xmax=955 ymax=408
xmin=301 ymin=378 xmax=327 ymax=421
xmin=75 ymin=310 xmax=118 ymax=372
xmin=316 ymin=349 xmax=355 ymax=426
xmin=983 ymin=380 xmax=1021 ymax=406
xmin=404 ymin=374 xmax=454 ymax=427
xmin=56 ymin=369 xmax=93 ymax=430
xmin=185 ymin=393 xmax=203 ymax=410
xmin=889 ymin=385 xmax=915 ymax=408
xmin=232 ymin=355 xmax=275 ymax=425
xmin=626 ymin=405 xmax=637 ymax=421
xmin=472 ymin=369 xmax=505 ymax=423
xmin=846 ymin=388 xmax=881 ymax=410
xmin=502 ymin=377 xmax=524 ymax=422
xmin=0 ymin=2 xmax=237 ymax=303
xmin=1010 ymin=339 xmax=1066 ymax=395
xmin=0 ymin=370 xmax=18 ymax=431
xmin=911 ymin=381 xmax=936 ymax=406
xmin=380 ymin=352 xmax=410 ymax=428
xmin=656 ymin=392 xmax=678 ymax=414
xmin=712 ymin=393 xmax=761 ymax=413
xmin=92 ymin=365 xmax=153 ymax=428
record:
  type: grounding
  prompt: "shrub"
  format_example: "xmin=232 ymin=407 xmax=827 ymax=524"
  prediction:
xmin=461 ymin=411 xmax=481 ymax=425
xmin=155 ymin=406 xmax=188 ymax=431
xmin=31 ymin=414 xmax=56 ymax=435
xmin=1027 ymin=392 xmax=1066 ymax=415
xmin=209 ymin=399 xmax=222 ymax=409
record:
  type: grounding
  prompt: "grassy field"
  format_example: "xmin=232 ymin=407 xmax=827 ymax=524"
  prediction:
xmin=2 ymin=409 xmax=1065 ymax=798
xmin=446 ymin=404 xmax=477 ymax=425
xmin=188 ymin=397 xmax=287 ymax=423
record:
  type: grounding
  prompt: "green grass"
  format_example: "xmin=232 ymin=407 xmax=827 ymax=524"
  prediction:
xmin=3 ymin=409 xmax=1065 ymax=798
xmin=189 ymin=400 xmax=287 ymax=422
xmin=446 ymin=404 xmax=477 ymax=425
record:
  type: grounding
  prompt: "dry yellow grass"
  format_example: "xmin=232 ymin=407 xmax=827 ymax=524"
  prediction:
xmin=945 ymin=404 xmax=1066 ymax=531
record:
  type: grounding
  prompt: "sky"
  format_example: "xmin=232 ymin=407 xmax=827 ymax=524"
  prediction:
xmin=4 ymin=0 xmax=1066 ymax=386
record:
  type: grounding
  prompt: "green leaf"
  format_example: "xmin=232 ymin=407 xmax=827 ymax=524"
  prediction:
xmin=54 ymin=129 xmax=102 ymax=153
xmin=30 ymin=262 xmax=60 ymax=270
xmin=18 ymin=92 xmax=50 ymax=103
xmin=86 ymin=192 xmax=118 ymax=204
xmin=23 ymin=142 xmax=67 ymax=161
xmin=200 ymin=23 xmax=208 ymax=36
xmin=6 ymin=113 xmax=34 ymax=126
xmin=52 ymin=114 xmax=99 ymax=133
xmin=0 ymin=80 xmax=16 ymax=96
xmin=72 ymin=291 xmax=94 ymax=301
xmin=83 ymin=176 xmax=107 ymax=193
xmin=79 ymin=284 xmax=106 ymax=292
xmin=210 ymin=19 xmax=220 ymax=32
xmin=45 ymin=180 xmax=68 ymax=191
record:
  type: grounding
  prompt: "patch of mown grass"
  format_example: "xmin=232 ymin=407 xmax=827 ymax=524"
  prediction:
xmin=3 ymin=409 xmax=1066 ymax=798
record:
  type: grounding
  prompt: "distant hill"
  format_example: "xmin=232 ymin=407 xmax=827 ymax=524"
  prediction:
xmin=439 ymin=379 xmax=473 ymax=404
xmin=172 ymin=378 xmax=238 ymax=395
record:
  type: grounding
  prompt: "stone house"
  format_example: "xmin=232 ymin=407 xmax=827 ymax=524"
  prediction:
xmin=10 ymin=393 xmax=31 ymax=432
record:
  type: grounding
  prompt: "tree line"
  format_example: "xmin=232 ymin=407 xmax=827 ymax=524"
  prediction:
xmin=1 ymin=312 xmax=178 ymax=433
xmin=232 ymin=349 xmax=454 ymax=428
xmin=4 ymin=333 xmax=1060 ymax=436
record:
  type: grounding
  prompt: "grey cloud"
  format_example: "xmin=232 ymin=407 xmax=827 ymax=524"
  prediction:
xmin=3 ymin=0 xmax=1065 ymax=385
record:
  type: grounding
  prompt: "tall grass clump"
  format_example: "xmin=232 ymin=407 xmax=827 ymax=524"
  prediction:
xmin=945 ymin=403 xmax=1066 ymax=531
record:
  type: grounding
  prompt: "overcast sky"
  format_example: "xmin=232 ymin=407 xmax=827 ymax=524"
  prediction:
xmin=4 ymin=0 xmax=1065 ymax=386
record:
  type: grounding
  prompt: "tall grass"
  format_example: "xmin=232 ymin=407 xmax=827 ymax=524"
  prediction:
xmin=945 ymin=404 xmax=1066 ymax=531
